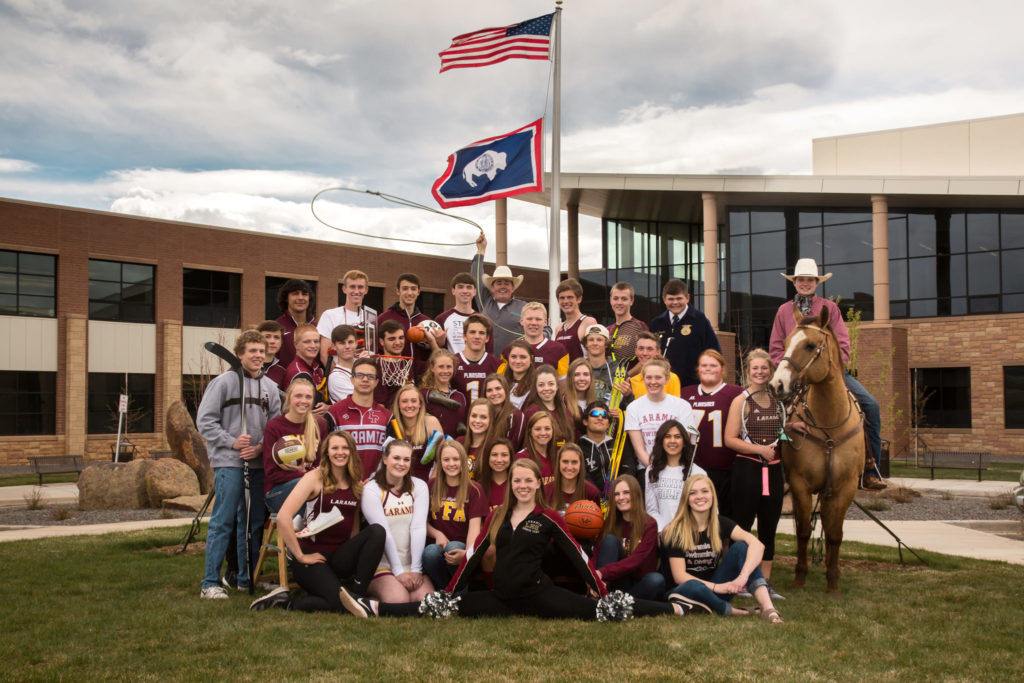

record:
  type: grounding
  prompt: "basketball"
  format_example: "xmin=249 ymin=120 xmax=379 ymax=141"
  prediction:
xmin=271 ymin=434 xmax=306 ymax=467
xmin=406 ymin=326 xmax=426 ymax=343
xmin=564 ymin=500 xmax=604 ymax=540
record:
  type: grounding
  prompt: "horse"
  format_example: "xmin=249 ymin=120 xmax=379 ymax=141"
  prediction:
xmin=770 ymin=308 xmax=865 ymax=593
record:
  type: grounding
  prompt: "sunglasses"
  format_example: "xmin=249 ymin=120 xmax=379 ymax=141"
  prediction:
xmin=587 ymin=409 xmax=609 ymax=419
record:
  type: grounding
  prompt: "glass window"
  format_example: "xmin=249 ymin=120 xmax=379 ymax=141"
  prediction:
xmin=183 ymin=268 xmax=241 ymax=328
xmin=798 ymin=228 xmax=822 ymax=263
xmin=750 ymin=211 xmax=785 ymax=233
xmin=823 ymin=221 xmax=873 ymax=264
xmin=1005 ymin=366 xmax=1024 ymax=428
xmin=1001 ymin=213 xmax=1024 ymax=249
xmin=798 ymin=211 xmax=821 ymax=228
xmin=0 ymin=371 xmax=56 ymax=435
xmin=888 ymin=215 xmax=908 ymax=260
xmin=889 ymin=260 xmax=908 ymax=300
xmin=966 ymin=213 xmax=999 ymax=253
xmin=908 ymin=213 xmax=937 ymax=258
xmin=821 ymin=262 xmax=873 ymax=316
xmin=1003 ymin=293 xmax=1024 ymax=313
xmin=87 ymin=373 xmax=155 ymax=434
xmin=751 ymin=270 xmax=787 ymax=300
xmin=729 ymin=211 xmax=749 ymax=235
xmin=749 ymin=232 xmax=786 ymax=270
xmin=729 ymin=235 xmax=749 ymax=272
xmin=822 ymin=211 xmax=870 ymax=227
xmin=1003 ymin=249 xmax=1024 ymax=293
xmin=417 ymin=291 xmax=446 ymax=318
xmin=0 ymin=250 xmax=56 ymax=318
xmin=265 ymin=276 xmax=317 ymax=321
xmin=947 ymin=212 xmax=966 ymax=254
xmin=88 ymin=259 xmax=155 ymax=323
xmin=967 ymin=252 xmax=1000 ymax=296
xmin=913 ymin=367 xmax=971 ymax=428
xmin=908 ymin=258 xmax=936 ymax=300
xmin=181 ymin=374 xmax=211 ymax=423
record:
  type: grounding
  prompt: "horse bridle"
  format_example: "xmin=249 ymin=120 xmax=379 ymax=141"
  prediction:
xmin=778 ymin=325 xmax=831 ymax=395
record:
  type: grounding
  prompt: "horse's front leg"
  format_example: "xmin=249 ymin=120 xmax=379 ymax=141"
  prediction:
xmin=789 ymin=482 xmax=813 ymax=588
xmin=822 ymin=485 xmax=856 ymax=594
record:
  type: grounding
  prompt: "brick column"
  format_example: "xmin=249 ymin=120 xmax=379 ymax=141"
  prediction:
xmin=872 ymin=195 xmax=890 ymax=321
xmin=161 ymin=319 xmax=182 ymax=447
xmin=717 ymin=330 xmax=737 ymax=384
xmin=64 ymin=314 xmax=87 ymax=456
xmin=702 ymin=193 xmax=719 ymax=329
xmin=859 ymin=323 xmax=909 ymax=457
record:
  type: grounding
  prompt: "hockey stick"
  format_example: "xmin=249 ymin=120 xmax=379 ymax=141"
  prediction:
xmin=426 ymin=389 xmax=462 ymax=412
xmin=204 ymin=341 xmax=239 ymax=370
xmin=177 ymin=488 xmax=215 ymax=554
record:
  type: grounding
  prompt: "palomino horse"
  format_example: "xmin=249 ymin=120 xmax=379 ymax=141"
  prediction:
xmin=770 ymin=308 xmax=864 ymax=593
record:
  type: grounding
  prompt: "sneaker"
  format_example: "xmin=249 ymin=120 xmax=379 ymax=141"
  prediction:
xmin=249 ymin=586 xmax=291 ymax=611
xmin=221 ymin=571 xmax=238 ymax=590
xmin=339 ymin=585 xmax=377 ymax=618
xmin=736 ymin=588 xmax=752 ymax=598
xmin=767 ymin=583 xmax=786 ymax=601
xmin=667 ymin=592 xmax=712 ymax=615
xmin=200 ymin=585 xmax=229 ymax=600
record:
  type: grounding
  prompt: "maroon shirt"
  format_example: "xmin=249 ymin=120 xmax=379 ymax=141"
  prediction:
xmin=428 ymin=480 xmax=487 ymax=544
xmin=261 ymin=414 xmax=326 ymax=492
xmin=452 ymin=351 xmax=502 ymax=403
xmin=590 ymin=516 xmax=659 ymax=582
xmin=421 ymin=387 xmax=467 ymax=438
xmin=515 ymin=448 xmax=554 ymax=486
xmin=298 ymin=484 xmax=359 ymax=554
xmin=554 ymin=316 xmax=586 ymax=362
xmin=483 ymin=478 xmax=508 ymax=512
xmin=283 ymin=356 xmax=325 ymax=393
xmin=545 ymin=480 xmax=601 ymax=514
xmin=275 ymin=311 xmax=315 ymax=369
xmin=325 ymin=397 xmax=391 ymax=476
xmin=681 ymin=383 xmax=744 ymax=471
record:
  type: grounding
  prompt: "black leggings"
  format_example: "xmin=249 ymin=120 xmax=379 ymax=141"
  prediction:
xmin=289 ymin=524 xmax=386 ymax=613
xmin=380 ymin=584 xmax=674 ymax=619
xmin=729 ymin=458 xmax=784 ymax=561
xmin=704 ymin=468 xmax=733 ymax=517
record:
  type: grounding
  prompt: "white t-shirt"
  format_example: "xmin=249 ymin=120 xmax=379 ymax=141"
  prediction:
xmin=327 ymin=365 xmax=353 ymax=403
xmin=624 ymin=393 xmax=697 ymax=455
xmin=645 ymin=462 xmax=708 ymax=531
xmin=317 ymin=306 xmax=365 ymax=339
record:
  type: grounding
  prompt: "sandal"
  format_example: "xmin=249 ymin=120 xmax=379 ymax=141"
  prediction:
xmin=760 ymin=608 xmax=784 ymax=624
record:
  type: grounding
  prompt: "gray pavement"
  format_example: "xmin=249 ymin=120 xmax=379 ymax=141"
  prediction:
xmin=1 ymin=478 xmax=1021 ymax=565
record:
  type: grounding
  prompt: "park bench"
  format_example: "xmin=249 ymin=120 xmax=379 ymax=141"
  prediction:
xmin=922 ymin=450 xmax=990 ymax=482
xmin=28 ymin=455 xmax=84 ymax=486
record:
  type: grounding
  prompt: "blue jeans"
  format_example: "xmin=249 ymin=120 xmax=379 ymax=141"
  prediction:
xmin=596 ymin=534 xmax=666 ymax=601
xmin=845 ymin=371 xmax=881 ymax=475
xmin=202 ymin=466 xmax=265 ymax=590
xmin=422 ymin=541 xmax=465 ymax=592
xmin=264 ymin=478 xmax=300 ymax=514
xmin=669 ymin=541 xmax=767 ymax=615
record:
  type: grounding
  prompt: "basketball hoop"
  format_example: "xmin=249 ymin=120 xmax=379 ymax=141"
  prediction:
xmin=377 ymin=355 xmax=413 ymax=388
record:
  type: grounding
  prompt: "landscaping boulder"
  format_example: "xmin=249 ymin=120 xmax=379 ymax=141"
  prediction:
xmin=165 ymin=400 xmax=213 ymax=494
xmin=162 ymin=494 xmax=210 ymax=514
xmin=78 ymin=460 xmax=154 ymax=510
xmin=145 ymin=458 xmax=201 ymax=508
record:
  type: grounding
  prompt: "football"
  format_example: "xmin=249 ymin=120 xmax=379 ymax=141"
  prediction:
xmin=564 ymin=499 xmax=604 ymax=540
xmin=271 ymin=434 xmax=306 ymax=467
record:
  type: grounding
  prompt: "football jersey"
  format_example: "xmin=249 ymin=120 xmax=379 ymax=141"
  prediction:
xmin=681 ymin=383 xmax=744 ymax=471
xmin=452 ymin=351 xmax=502 ymax=403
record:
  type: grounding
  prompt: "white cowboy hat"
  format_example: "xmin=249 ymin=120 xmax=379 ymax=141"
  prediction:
xmin=482 ymin=265 xmax=524 ymax=290
xmin=781 ymin=258 xmax=832 ymax=283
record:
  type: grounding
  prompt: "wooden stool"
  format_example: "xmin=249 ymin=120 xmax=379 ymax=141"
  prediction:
xmin=253 ymin=513 xmax=293 ymax=589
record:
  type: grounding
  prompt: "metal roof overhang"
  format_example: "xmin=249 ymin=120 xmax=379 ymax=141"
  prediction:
xmin=513 ymin=173 xmax=1024 ymax=223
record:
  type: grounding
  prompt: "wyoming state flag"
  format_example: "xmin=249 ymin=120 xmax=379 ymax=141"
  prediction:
xmin=431 ymin=119 xmax=543 ymax=209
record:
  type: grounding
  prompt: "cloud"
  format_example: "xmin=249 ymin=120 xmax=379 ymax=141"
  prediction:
xmin=0 ymin=158 xmax=37 ymax=173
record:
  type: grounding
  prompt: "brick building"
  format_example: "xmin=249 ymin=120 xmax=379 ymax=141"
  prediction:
xmin=0 ymin=199 xmax=548 ymax=465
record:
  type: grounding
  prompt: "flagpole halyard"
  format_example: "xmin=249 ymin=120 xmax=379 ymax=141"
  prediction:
xmin=548 ymin=4 xmax=562 ymax=332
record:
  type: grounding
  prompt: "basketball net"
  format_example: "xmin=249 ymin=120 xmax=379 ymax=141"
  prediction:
xmin=377 ymin=355 xmax=413 ymax=388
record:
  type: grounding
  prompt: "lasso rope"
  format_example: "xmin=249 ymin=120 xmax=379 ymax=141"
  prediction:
xmin=310 ymin=187 xmax=483 ymax=246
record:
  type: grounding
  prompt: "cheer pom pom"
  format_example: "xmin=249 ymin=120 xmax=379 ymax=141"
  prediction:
xmin=596 ymin=590 xmax=635 ymax=622
xmin=418 ymin=590 xmax=461 ymax=619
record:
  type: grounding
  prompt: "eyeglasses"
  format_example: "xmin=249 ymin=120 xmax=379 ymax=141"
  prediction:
xmin=587 ymin=409 xmax=609 ymax=419
xmin=353 ymin=372 xmax=378 ymax=381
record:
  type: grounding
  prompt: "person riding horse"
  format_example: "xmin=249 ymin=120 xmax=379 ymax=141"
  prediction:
xmin=768 ymin=258 xmax=886 ymax=491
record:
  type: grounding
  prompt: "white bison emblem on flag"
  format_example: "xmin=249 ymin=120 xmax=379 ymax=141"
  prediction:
xmin=462 ymin=150 xmax=508 ymax=187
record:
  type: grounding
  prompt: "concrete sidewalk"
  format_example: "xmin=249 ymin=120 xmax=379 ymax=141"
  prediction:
xmin=0 ymin=483 xmax=80 ymax=507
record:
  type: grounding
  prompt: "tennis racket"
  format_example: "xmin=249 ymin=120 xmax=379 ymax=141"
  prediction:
xmin=606 ymin=320 xmax=644 ymax=424
xmin=741 ymin=390 xmax=786 ymax=448
xmin=742 ymin=390 xmax=786 ymax=497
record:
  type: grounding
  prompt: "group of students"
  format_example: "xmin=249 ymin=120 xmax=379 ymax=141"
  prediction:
xmin=195 ymin=254 xmax=883 ymax=622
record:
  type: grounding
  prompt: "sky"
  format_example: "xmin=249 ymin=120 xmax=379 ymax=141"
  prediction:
xmin=2 ymin=0 xmax=1024 ymax=270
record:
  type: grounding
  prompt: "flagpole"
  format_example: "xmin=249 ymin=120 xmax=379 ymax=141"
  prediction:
xmin=548 ymin=3 xmax=562 ymax=332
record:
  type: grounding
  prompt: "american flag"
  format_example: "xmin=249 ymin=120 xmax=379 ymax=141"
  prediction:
xmin=439 ymin=13 xmax=553 ymax=73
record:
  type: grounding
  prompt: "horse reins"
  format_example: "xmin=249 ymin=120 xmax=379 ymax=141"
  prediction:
xmin=779 ymin=324 xmax=863 ymax=499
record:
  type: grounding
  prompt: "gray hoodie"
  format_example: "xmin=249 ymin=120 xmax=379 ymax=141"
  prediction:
xmin=196 ymin=369 xmax=281 ymax=469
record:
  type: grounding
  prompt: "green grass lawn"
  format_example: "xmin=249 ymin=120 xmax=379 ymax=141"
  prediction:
xmin=888 ymin=459 xmax=1021 ymax=482
xmin=0 ymin=472 xmax=80 ymax=487
xmin=1 ymin=526 xmax=1020 ymax=681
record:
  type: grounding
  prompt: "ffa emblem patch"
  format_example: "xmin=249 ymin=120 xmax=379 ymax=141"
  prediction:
xmin=680 ymin=324 xmax=692 ymax=336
